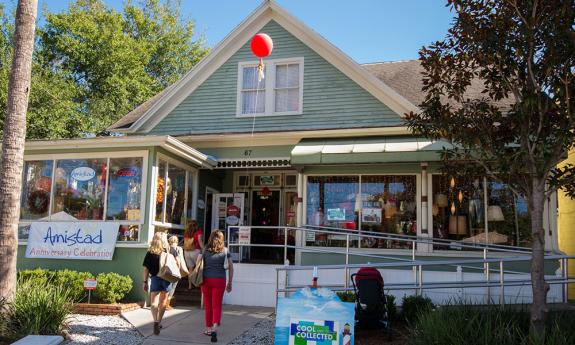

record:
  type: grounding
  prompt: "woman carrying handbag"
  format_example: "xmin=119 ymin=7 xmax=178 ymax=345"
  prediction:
xmin=200 ymin=230 xmax=233 ymax=343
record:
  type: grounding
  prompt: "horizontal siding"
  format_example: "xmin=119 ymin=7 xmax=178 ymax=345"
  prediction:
xmin=149 ymin=20 xmax=404 ymax=135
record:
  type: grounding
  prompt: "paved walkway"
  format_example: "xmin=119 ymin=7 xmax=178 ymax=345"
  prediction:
xmin=122 ymin=305 xmax=274 ymax=345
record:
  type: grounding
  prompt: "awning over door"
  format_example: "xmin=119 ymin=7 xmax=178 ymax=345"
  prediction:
xmin=290 ymin=137 xmax=451 ymax=165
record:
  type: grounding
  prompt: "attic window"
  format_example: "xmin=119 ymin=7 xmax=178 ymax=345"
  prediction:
xmin=237 ymin=57 xmax=303 ymax=117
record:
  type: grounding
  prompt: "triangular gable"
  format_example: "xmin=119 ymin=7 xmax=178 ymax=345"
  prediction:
xmin=119 ymin=0 xmax=418 ymax=133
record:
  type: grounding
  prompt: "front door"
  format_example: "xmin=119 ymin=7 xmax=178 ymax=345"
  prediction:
xmin=211 ymin=193 xmax=245 ymax=237
xmin=250 ymin=189 xmax=281 ymax=262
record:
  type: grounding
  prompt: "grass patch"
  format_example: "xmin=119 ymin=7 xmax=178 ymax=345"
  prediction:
xmin=408 ymin=303 xmax=575 ymax=345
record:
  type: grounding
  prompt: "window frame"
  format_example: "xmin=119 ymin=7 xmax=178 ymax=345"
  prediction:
xmin=152 ymin=153 xmax=198 ymax=230
xmin=236 ymin=57 xmax=304 ymax=117
xmin=19 ymin=150 xmax=149 ymax=243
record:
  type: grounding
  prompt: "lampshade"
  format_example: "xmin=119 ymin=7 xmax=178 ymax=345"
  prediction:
xmin=436 ymin=193 xmax=448 ymax=207
xmin=449 ymin=215 xmax=468 ymax=235
xmin=432 ymin=203 xmax=439 ymax=216
xmin=487 ymin=205 xmax=505 ymax=222
xmin=354 ymin=193 xmax=362 ymax=212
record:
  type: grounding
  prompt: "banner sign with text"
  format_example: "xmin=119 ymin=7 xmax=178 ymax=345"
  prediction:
xmin=275 ymin=288 xmax=355 ymax=345
xmin=26 ymin=222 xmax=118 ymax=260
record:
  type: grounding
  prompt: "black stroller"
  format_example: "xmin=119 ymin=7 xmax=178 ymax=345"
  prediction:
xmin=351 ymin=267 xmax=391 ymax=335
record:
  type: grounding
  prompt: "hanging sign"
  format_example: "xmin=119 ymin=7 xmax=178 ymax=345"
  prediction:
xmin=197 ymin=199 xmax=205 ymax=210
xmin=71 ymin=167 xmax=96 ymax=181
xmin=238 ymin=226 xmax=251 ymax=245
xmin=226 ymin=215 xmax=239 ymax=226
xmin=25 ymin=222 xmax=118 ymax=260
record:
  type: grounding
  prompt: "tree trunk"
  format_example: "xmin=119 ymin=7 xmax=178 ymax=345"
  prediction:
xmin=0 ymin=0 xmax=37 ymax=302
xmin=529 ymin=179 xmax=548 ymax=337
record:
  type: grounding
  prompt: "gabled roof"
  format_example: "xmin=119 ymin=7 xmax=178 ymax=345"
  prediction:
xmin=362 ymin=60 xmax=515 ymax=111
xmin=109 ymin=0 xmax=419 ymax=133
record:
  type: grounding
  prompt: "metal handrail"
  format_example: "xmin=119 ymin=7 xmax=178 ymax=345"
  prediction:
xmin=274 ymin=255 xmax=575 ymax=305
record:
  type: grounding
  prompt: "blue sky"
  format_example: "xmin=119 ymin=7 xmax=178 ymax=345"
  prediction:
xmin=31 ymin=0 xmax=454 ymax=64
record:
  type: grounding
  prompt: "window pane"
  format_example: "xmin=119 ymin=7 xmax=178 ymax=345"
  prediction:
xmin=155 ymin=161 xmax=167 ymax=222
xmin=242 ymin=66 xmax=265 ymax=89
xmin=275 ymin=88 xmax=299 ymax=112
xmin=487 ymin=181 xmax=531 ymax=247
xmin=106 ymin=157 xmax=143 ymax=221
xmin=432 ymin=176 xmax=486 ymax=249
xmin=20 ymin=160 xmax=53 ymax=220
xmin=360 ymin=176 xmax=417 ymax=249
xmin=306 ymin=176 xmax=359 ymax=247
xmin=166 ymin=164 xmax=186 ymax=225
xmin=242 ymin=91 xmax=265 ymax=114
xmin=117 ymin=224 xmax=139 ymax=242
xmin=275 ymin=64 xmax=299 ymax=88
xmin=53 ymin=159 xmax=106 ymax=220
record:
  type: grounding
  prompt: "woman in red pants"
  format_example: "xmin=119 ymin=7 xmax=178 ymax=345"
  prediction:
xmin=200 ymin=230 xmax=233 ymax=343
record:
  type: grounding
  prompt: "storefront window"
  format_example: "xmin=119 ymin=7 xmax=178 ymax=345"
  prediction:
xmin=360 ymin=175 xmax=416 ymax=249
xmin=166 ymin=164 xmax=186 ymax=225
xmin=154 ymin=157 xmax=196 ymax=233
xmin=117 ymin=224 xmax=140 ymax=242
xmin=106 ymin=157 xmax=143 ymax=221
xmin=53 ymin=159 xmax=107 ymax=220
xmin=432 ymin=176 xmax=485 ymax=249
xmin=306 ymin=176 xmax=359 ymax=246
xmin=20 ymin=160 xmax=53 ymax=220
xmin=487 ymin=181 xmax=531 ymax=247
xmin=155 ymin=161 xmax=167 ymax=222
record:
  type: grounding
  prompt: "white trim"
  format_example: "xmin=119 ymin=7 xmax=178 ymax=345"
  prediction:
xmin=180 ymin=126 xmax=412 ymax=148
xmin=23 ymin=135 xmax=217 ymax=169
xmin=124 ymin=1 xmax=418 ymax=133
xmin=236 ymin=57 xmax=304 ymax=117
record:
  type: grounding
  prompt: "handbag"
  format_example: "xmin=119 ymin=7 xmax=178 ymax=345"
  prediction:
xmin=177 ymin=247 xmax=189 ymax=278
xmin=189 ymin=255 xmax=204 ymax=287
xmin=158 ymin=251 xmax=181 ymax=283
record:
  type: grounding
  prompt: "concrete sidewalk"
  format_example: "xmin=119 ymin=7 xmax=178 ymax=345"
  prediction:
xmin=122 ymin=305 xmax=274 ymax=345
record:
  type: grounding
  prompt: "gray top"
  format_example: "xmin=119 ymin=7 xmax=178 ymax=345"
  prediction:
xmin=203 ymin=249 xmax=230 ymax=279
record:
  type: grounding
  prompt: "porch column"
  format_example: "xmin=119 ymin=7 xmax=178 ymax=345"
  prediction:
xmin=419 ymin=163 xmax=432 ymax=252
xmin=295 ymin=172 xmax=305 ymax=265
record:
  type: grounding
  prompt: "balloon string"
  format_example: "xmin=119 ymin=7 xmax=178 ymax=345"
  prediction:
xmin=246 ymin=61 xmax=264 ymax=179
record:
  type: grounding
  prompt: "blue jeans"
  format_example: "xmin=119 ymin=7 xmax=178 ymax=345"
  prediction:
xmin=150 ymin=276 xmax=171 ymax=292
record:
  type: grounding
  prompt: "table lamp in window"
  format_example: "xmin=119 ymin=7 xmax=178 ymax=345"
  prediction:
xmin=487 ymin=205 xmax=505 ymax=236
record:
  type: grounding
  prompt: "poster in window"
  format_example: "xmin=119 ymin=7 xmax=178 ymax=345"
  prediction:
xmin=259 ymin=175 xmax=275 ymax=186
xmin=362 ymin=208 xmax=382 ymax=224
xmin=326 ymin=208 xmax=346 ymax=221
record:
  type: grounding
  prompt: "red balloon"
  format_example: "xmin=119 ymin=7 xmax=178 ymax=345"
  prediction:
xmin=250 ymin=33 xmax=273 ymax=58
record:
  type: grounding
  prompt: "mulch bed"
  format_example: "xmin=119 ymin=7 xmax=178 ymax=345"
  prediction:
xmin=356 ymin=321 xmax=409 ymax=345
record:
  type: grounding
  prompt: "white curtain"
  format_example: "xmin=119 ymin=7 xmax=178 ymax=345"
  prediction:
xmin=241 ymin=66 xmax=265 ymax=114
xmin=275 ymin=64 xmax=299 ymax=112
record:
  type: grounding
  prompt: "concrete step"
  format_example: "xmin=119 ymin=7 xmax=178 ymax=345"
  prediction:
xmin=11 ymin=335 xmax=63 ymax=345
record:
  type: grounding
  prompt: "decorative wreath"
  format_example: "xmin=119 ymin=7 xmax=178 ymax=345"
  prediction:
xmin=27 ymin=189 xmax=50 ymax=214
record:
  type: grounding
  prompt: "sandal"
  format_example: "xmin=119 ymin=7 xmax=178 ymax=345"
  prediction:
xmin=203 ymin=330 xmax=213 ymax=336
xmin=211 ymin=331 xmax=217 ymax=343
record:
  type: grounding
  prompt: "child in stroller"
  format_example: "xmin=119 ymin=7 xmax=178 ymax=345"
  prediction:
xmin=351 ymin=267 xmax=391 ymax=335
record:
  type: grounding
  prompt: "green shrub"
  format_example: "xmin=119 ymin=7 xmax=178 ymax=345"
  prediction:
xmin=402 ymin=295 xmax=434 ymax=324
xmin=5 ymin=279 xmax=72 ymax=339
xmin=408 ymin=304 xmax=575 ymax=345
xmin=386 ymin=294 xmax=397 ymax=321
xmin=94 ymin=272 xmax=133 ymax=304
xmin=17 ymin=268 xmax=53 ymax=286
xmin=52 ymin=270 xmax=94 ymax=303
xmin=336 ymin=291 xmax=356 ymax=302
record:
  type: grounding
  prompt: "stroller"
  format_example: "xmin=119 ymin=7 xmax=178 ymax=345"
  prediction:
xmin=351 ymin=267 xmax=391 ymax=335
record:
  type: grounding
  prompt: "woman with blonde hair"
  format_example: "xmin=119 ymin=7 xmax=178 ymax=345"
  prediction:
xmin=183 ymin=219 xmax=204 ymax=289
xmin=201 ymin=230 xmax=233 ymax=342
xmin=142 ymin=232 xmax=170 ymax=335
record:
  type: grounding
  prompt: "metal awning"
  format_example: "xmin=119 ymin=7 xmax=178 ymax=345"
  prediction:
xmin=290 ymin=137 xmax=451 ymax=165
